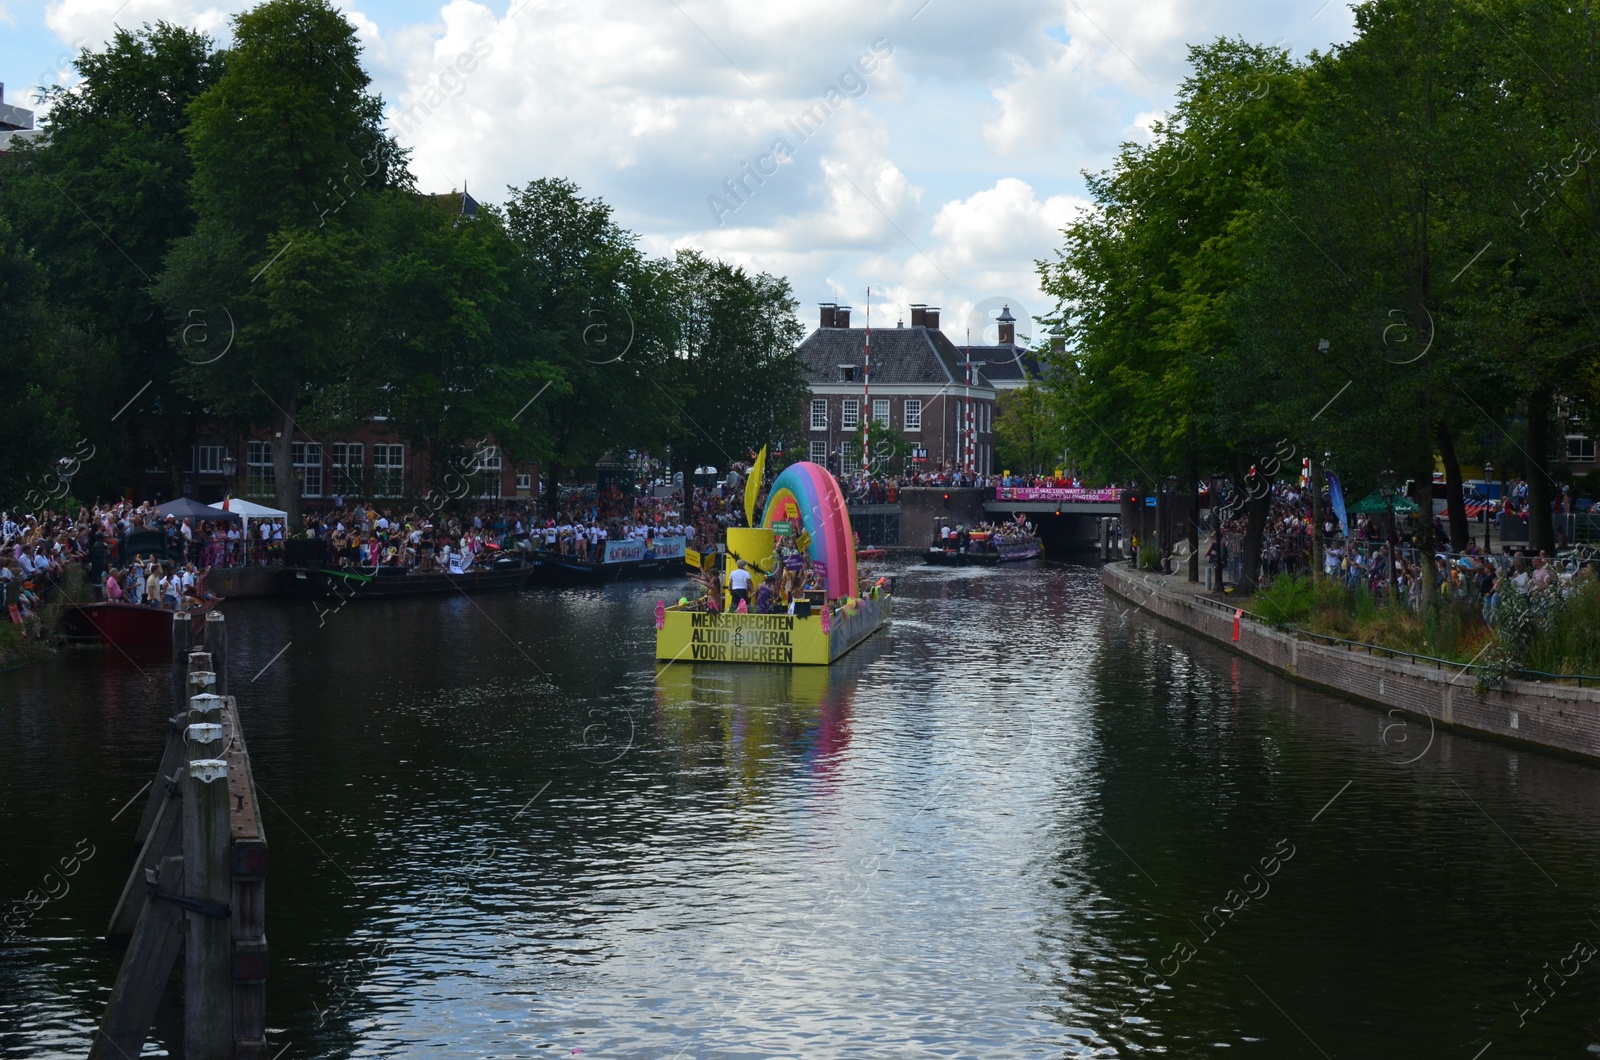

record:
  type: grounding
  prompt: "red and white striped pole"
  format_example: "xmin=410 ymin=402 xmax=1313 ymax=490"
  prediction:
xmin=964 ymin=331 xmax=974 ymax=476
xmin=862 ymin=286 xmax=871 ymax=477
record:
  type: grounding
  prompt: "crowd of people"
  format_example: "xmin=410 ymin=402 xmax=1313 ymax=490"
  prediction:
xmin=1193 ymin=479 xmax=1595 ymax=622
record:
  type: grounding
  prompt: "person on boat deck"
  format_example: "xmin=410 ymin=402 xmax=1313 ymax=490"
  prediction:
xmin=754 ymin=577 xmax=775 ymax=614
xmin=144 ymin=564 xmax=161 ymax=607
xmin=104 ymin=568 xmax=124 ymax=601
xmin=448 ymin=542 xmax=469 ymax=575
xmin=728 ymin=559 xmax=753 ymax=609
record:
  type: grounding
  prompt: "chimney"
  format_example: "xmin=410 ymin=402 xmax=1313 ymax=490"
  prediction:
xmin=819 ymin=303 xmax=838 ymax=329
xmin=1050 ymin=324 xmax=1065 ymax=355
xmin=997 ymin=305 xmax=1016 ymax=345
xmin=925 ymin=307 xmax=940 ymax=330
xmin=909 ymin=304 xmax=927 ymax=328
xmin=836 ymin=305 xmax=852 ymax=328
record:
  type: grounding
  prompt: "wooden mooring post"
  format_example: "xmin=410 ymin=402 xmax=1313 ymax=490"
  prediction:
xmin=92 ymin=611 xmax=269 ymax=1060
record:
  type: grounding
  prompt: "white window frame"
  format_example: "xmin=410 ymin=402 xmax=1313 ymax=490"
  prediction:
xmin=373 ymin=443 xmax=406 ymax=498
xmin=195 ymin=445 xmax=225 ymax=474
xmin=246 ymin=440 xmax=275 ymax=496
xmin=331 ymin=442 xmax=364 ymax=497
xmin=872 ymin=398 xmax=890 ymax=427
xmin=841 ymin=398 xmax=860 ymax=430
xmin=903 ymin=399 xmax=922 ymax=432
xmin=473 ymin=445 xmax=503 ymax=498
xmin=809 ymin=440 xmax=827 ymax=463
xmin=291 ymin=441 xmax=323 ymax=499
xmin=516 ymin=471 xmax=532 ymax=491
xmin=810 ymin=398 xmax=829 ymax=431
xmin=839 ymin=440 xmax=859 ymax=476
xmin=1567 ymin=435 xmax=1596 ymax=462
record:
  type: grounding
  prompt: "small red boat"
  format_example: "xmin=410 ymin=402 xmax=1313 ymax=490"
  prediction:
xmin=856 ymin=548 xmax=887 ymax=562
xmin=62 ymin=600 xmax=220 ymax=657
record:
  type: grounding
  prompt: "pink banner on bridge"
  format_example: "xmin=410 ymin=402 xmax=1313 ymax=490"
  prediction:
xmin=994 ymin=486 xmax=1121 ymax=502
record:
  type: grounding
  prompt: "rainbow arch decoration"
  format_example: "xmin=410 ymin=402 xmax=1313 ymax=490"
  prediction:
xmin=761 ymin=461 xmax=857 ymax=601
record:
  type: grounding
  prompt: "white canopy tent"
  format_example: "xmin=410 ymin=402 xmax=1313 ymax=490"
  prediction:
xmin=209 ymin=498 xmax=287 ymax=537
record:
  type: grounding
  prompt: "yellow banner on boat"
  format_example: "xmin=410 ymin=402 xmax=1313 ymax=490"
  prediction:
xmin=744 ymin=445 xmax=766 ymax=528
xmin=685 ymin=547 xmax=701 ymax=569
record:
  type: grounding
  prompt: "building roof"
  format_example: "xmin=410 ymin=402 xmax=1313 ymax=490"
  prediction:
xmin=798 ymin=324 xmax=1012 ymax=388
xmin=962 ymin=345 xmax=1038 ymax=386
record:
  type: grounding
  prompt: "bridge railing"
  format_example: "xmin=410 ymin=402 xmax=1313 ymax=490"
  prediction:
xmin=993 ymin=486 xmax=1122 ymax=503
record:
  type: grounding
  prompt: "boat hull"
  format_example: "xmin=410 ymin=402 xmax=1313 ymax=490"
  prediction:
xmin=527 ymin=552 xmax=686 ymax=584
xmin=279 ymin=562 xmax=533 ymax=599
xmin=655 ymin=594 xmax=891 ymax=666
xmin=63 ymin=600 xmax=219 ymax=657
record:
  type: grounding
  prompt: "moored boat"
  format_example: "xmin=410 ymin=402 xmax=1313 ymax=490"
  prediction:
xmin=279 ymin=558 xmax=534 ymax=599
xmin=62 ymin=599 xmax=221 ymax=656
xmin=527 ymin=536 xmax=688 ymax=584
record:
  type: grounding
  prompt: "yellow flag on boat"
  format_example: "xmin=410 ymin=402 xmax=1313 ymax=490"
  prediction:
xmin=684 ymin=547 xmax=701 ymax=569
xmin=744 ymin=445 xmax=767 ymax=528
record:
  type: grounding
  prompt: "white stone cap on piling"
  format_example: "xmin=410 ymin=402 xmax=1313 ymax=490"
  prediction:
xmin=189 ymin=759 xmax=229 ymax=783
xmin=186 ymin=723 xmax=224 ymax=743
xmin=187 ymin=670 xmax=217 ymax=688
xmin=189 ymin=693 xmax=227 ymax=715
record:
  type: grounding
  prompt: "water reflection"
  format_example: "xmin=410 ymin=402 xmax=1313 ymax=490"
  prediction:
xmin=4 ymin=566 xmax=1600 ymax=1058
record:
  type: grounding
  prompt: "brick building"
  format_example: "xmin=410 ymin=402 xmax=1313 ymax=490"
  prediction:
xmin=797 ymin=302 xmax=1027 ymax=474
xmin=143 ymin=418 xmax=540 ymax=508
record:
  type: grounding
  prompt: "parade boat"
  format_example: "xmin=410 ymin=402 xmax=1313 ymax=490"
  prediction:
xmin=527 ymin=536 xmax=688 ymax=584
xmin=278 ymin=557 xmax=535 ymax=599
xmin=656 ymin=461 xmax=891 ymax=666
xmin=62 ymin=599 xmax=221 ymax=656
xmin=924 ymin=528 xmax=1043 ymax=566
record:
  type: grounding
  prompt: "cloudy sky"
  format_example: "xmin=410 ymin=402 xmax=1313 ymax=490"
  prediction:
xmin=3 ymin=0 xmax=1357 ymax=342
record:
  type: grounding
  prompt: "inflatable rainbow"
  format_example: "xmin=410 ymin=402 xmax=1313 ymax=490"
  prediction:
xmin=761 ymin=461 xmax=857 ymax=601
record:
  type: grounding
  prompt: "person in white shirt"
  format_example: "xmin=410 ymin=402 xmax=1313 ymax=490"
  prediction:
xmin=728 ymin=560 xmax=753 ymax=607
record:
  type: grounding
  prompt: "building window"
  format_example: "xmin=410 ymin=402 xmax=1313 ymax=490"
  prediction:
xmin=1568 ymin=435 xmax=1596 ymax=462
xmin=373 ymin=443 xmax=405 ymax=497
xmin=904 ymin=399 xmax=922 ymax=432
xmin=516 ymin=472 xmax=532 ymax=491
xmin=839 ymin=440 xmax=859 ymax=476
xmin=331 ymin=442 xmax=364 ymax=497
xmin=810 ymin=399 xmax=829 ymax=430
xmin=809 ymin=440 xmax=827 ymax=463
xmin=194 ymin=445 xmax=226 ymax=474
xmin=842 ymin=398 xmax=860 ymax=430
xmin=473 ymin=445 xmax=503 ymax=498
xmin=246 ymin=440 xmax=275 ymax=497
xmin=291 ymin=441 xmax=323 ymax=498
xmin=873 ymin=398 xmax=890 ymax=427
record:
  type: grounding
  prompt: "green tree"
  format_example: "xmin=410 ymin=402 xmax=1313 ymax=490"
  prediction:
xmin=156 ymin=0 xmax=402 ymax=523
xmin=0 ymin=23 xmax=223 ymax=499
xmin=994 ymin=384 xmax=1062 ymax=476
xmin=665 ymin=248 xmax=808 ymax=481
xmin=502 ymin=177 xmax=680 ymax=515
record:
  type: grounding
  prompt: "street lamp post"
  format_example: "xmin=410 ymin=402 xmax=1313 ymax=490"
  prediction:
xmin=1482 ymin=460 xmax=1494 ymax=554
xmin=1380 ymin=469 xmax=1398 ymax=603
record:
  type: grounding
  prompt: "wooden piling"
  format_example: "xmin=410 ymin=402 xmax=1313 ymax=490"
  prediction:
xmin=89 ymin=855 xmax=187 ymax=1060
xmin=204 ymin=611 xmax=228 ymax=697
xmin=184 ymin=742 xmax=232 ymax=1060
xmin=99 ymin=609 xmax=268 ymax=1058
xmin=135 ymin=667 xmax=216 ymax=846
xmin=172 ymin=610 xmax=192 ymax=659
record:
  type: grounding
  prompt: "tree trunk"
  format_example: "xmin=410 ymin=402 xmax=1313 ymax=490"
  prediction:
xmin=1309 ymin=456 xmax=1324 ymax=579
xmin=1526 ymin=390 xmax=1555 ymax=553
xmin=1236 ymin=490 xmax=1271 ymax=594
xmin=543 ymin=459 xmax=562 ymax=519
xmin=1437 ymin=422 xmax=1469 ymax=551
xmin=271 ymin=391 xmax=299 ymax=527
xmin=1187 ymin=428 xmax=1200 ymax=582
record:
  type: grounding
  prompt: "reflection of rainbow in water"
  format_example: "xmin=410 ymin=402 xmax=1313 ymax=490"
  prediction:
xmin=653 ymin=661 xmax=860 ymax=788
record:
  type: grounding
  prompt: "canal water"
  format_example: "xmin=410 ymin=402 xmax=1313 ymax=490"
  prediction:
xmin=4 ymin=563 xmax=1600 ymax=1058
